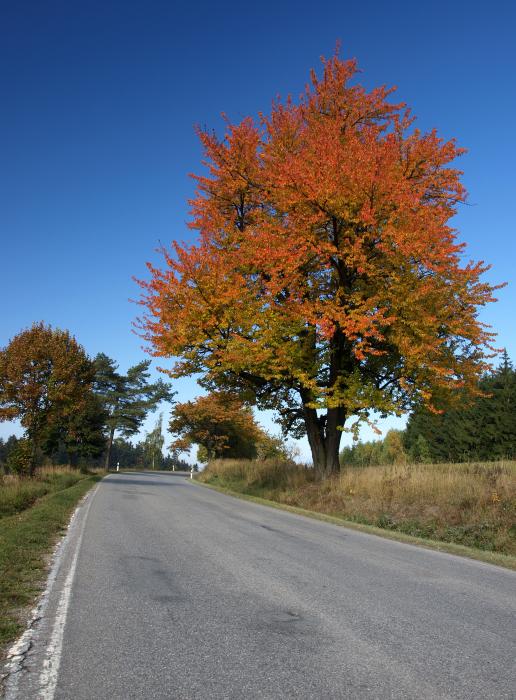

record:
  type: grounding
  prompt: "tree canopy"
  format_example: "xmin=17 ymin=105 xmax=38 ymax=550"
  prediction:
xmin=138 ymin=53 xmax=499 ymax=474
xmin=169 ymin=392 xmax=264 ymax=461
xmin=0 ymin=323 xmax=101 ymax=473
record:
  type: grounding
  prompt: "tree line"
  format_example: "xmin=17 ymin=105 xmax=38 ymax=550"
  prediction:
xmin=341 ymin=352 xmax=516 ymax=466
xmin=404 ymin=351 xmax=516 ymax=463
xmin=0 ymin=322 xmax=174 ymax=475
xmin=0 ymin=322 xmax=290 ymax=475
xmin=0 ymin=430 xmax=190 ymax=474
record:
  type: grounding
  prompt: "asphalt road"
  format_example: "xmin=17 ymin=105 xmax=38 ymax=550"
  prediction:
xmin=7 ymin=471 xmax=516 ymax=699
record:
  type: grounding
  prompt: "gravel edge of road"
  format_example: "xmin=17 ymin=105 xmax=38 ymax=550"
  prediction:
xmin=191 ymin=478 xmax=516 ymax=571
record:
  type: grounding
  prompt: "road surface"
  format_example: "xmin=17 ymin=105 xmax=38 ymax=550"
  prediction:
xmin=6 ymin=471 xmax=516 ymax=699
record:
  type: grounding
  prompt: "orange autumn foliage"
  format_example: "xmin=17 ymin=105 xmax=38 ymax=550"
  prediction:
xmin=169 ymin=392 xmax=263 ymax=460
xmin=0 ymin=322 xmax=97 ymax=473
xmin=137 ymin=53 xmax=500 ymax=474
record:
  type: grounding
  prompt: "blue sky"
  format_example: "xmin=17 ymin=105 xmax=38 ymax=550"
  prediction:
xmin=1 ymin=1 xmax=515 ymax=459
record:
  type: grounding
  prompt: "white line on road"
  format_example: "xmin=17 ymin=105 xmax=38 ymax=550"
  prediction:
xmin=38 ymin=484 xmax=99 ymax=700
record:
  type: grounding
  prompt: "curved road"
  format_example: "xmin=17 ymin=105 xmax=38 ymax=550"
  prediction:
xmin=7 ymin=471 xmax=516 ymax=699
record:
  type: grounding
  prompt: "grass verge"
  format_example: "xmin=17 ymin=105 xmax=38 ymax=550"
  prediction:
xmin=195 ymin=458 xmax=516 ymax=571
xmin=0 ymin=471 xmax=103 ymax=655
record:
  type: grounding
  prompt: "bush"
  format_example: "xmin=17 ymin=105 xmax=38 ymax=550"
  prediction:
xmin=6 ymin=439 xmax=33 ymax=476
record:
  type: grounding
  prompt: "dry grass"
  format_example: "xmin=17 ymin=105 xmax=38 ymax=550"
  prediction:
xmin=0 ymin=466 xmax=99 ymax=518
xmin=198 ymin=458 xmax=316 ymax=491
xmin=199 ymin=459 xmax=516 ymax=555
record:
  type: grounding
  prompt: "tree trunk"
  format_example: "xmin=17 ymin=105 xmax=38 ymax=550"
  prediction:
xmin=104 ymin=427 xmax=115 ymax=470
xmin=325 ymin=406 xmax=345 ymax=473
xmin=29 ymin=441 xmax=37 ymax=478
xmin=303 ymin=404 xmax=344 ymax=476
xmin=28 ymin=420 xmax=39 ymax=477
xmin=297 ymin=323 xmax=347 ymax=475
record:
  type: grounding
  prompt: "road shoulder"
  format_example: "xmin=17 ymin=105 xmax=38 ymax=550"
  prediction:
xmin=1 ymin=478 xmax=103 ymax=699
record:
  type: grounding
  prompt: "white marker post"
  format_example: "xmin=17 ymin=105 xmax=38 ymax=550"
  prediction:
xmin=190 ymin=466 xmax=193 ymax=480
xmin=116 ymin=462 xmax=120 ymax=472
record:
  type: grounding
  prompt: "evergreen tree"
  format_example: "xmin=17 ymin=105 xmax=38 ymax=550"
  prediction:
xmin=161 ymin=453 xmax=189 ymax=471
xmin=0 ymin=435 xmax=20 ymax=473
xmin=62 ymin=393 xmax=107 ymax=466
xmin=99 ymin=436 xmax=188 ymax=471
xmin=93 ymin=354 xmax=174 ymax=469
xmin=404 ymin=351 xmax=516 ymax=461
xmin=110 ymin=438 xmax=145 ymax=468
xmin=409 ymin=434 xmax=432 ymax=463
xmin=475 ymin=351 xmax=516 ymax=459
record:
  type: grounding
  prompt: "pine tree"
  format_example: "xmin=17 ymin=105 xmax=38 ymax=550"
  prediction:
xmin=405 ymin=351 xmax=516 ymax=461
xmin=476 ymin=351 xmax=516 ymax=459
xmin=93 ymin=354 xmax=174 ymax=468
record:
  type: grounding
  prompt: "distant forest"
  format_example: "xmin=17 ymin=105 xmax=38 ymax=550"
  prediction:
xmin=0 ymin=434 xmax=189 ymax=473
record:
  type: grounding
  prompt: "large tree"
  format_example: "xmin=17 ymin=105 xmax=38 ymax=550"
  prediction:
xmin=138 ymin=53 xmax=499 ymax=474
xmin=93 ymin=353 xmax=174 ymax=468
xmin=0 ymin=323 xmax=98 ymax=474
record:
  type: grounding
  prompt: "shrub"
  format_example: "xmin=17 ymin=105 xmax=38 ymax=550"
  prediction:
xmin=6 ymin=439 xmax=33 ymax=476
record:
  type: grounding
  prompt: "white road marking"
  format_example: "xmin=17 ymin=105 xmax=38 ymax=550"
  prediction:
xmin=4 ymin=500 xmax=84 ymax=700
xmin=37 ymin=485 xmax=98 ymax=700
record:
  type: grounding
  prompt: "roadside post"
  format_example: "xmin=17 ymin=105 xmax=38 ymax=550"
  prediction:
xmin=116 ymin=462 xmax=120 ymax=472
xmin=190 ymin=466 xmax=193 ymax=479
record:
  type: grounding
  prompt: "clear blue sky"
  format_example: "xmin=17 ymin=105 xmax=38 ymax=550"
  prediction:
xmin=1 ymin=0 xmax=515 ymax=458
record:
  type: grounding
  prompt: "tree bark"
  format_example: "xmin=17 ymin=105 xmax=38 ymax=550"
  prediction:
xmin=28 ymin=421 xmax=40 ymax=477
xmin=29 ymin=441 xmax=37 ymax=478
xmin=303 ymin=404 xmax=344 ymax=475
xmin=297 ymin=322 xmax=346 ymax=475
xmin=326 ymin=406 xmax=345 ymax=472
xmin=104 ymin=427 xmax=115 ymax=470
